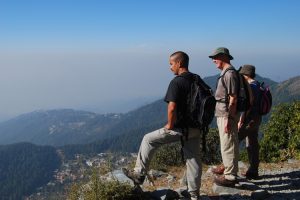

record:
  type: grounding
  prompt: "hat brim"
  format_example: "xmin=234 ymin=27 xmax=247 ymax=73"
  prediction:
xmin=208 ymin=53 xmax=234 ymax=60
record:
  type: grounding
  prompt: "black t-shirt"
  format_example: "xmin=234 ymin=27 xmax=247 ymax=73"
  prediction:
xmin=164 ymin=72 xmax=193 ymax=128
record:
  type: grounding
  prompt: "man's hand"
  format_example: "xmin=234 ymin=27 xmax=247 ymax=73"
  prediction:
xmin=166 ymin=101 xmax=176 ymax=131
xmin=164 ymin=124 xmax=173 ymax=130
xmin=225 ymin=118 xmax=231 ymax=133
xmin=246 ymin=120 xmax=255 ymax=129
xmin=225 ymin=93 xmax=237 ymax=134
xmin=238 ymin=120 xmax=243 ymax=130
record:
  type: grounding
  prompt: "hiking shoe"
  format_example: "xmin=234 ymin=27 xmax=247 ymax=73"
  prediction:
xmin=190 ymin=194 xmax=200 ymax=200
xmin=179 ymin=190 xmax=199 ymax=200
xmin=211 ymin=164 xmax=225 ymax=175
xmin=214 ymin=175 xmax=237 ymax=187
xmin=122 ymin=168 xmax=145 ymax=185
xmin=242 ymin=171 xmax=259 ymax=179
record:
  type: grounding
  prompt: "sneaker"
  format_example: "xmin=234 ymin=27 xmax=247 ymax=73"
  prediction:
xmin=189 ymin=191 xmax=199 ymax=200
xmin=214 ymin=175 xmax=237 ymax=187
xmin=177 ymin=189 xmax=199 ymax=200
xmin=122 ymin=168 xmax=145 ymax=185
xmin=190 ymin=195 xmax=199 ymax=200
xmin=211 ymin=164 xmax=225 ymax=175
xmin=242 ymin=171 xmax=259 ymax=179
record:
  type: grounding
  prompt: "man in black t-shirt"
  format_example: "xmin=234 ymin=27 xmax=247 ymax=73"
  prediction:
xmin=164 ymin=61 xmax=194 ymax=129
xmin=123 ymin=51 xmax=202 ymax=200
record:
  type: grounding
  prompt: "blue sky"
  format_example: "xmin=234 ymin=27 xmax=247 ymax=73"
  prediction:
xmin=0 ymin=0 xmax=299 ymax=120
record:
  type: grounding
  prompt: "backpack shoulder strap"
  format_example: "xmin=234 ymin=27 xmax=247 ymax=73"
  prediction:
xmin=217 ymin=67 xmax=236 ymax=88
xmin=194 ymin=74 xmax=211 ymax=91
xmin=178 ymin=72 xmax=194 ymax=81
xmin=221 ymin=67 xmax=235 ymax=77
xmin=217 ymin=67 xmax=236 ymax=103
xmin=179 ymin=72 xmax=205 ymax=88
xmin=189 ymin=74 xmax=208 ymax=90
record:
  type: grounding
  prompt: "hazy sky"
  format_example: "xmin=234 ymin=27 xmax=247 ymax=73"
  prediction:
xmin=0 ymin=0 xmax=300 ymax=120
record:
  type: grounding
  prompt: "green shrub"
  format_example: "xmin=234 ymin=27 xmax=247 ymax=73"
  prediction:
xmin=260 ymin=101 xmax=300 ymax=162
xmin=203 ymin=128 xmax=222 ymax=164
xmin=150 ymin=142 xmax=183 ymax=171
xmin=68 ymin=169 xmax=139 ymax=200
xmin=239 ymin=149 xmax=248 ymax=162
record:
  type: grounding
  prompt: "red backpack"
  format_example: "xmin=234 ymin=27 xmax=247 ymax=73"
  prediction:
xmin=258 ymin=82 xmax=272 ymax=115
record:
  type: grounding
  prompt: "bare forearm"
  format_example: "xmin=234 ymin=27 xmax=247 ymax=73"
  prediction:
xmin=224 ymin=95 xmax=237 ymax=133
xmin=228 ymin=95 xmax=237 ymax=118
xmin=165 ymin=102 xmax=176 ymax=129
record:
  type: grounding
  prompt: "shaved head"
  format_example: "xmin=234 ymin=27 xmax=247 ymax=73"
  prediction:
xmin=170 ymin=51 xmax=189 ymax=69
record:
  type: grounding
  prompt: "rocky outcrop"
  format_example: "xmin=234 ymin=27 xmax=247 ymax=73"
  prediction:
xmin=112 ymin=159 xmax=300 ymax=200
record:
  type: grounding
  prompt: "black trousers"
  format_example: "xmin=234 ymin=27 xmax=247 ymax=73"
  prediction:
xmin=238 ymin=115 xmax=262 ymax=172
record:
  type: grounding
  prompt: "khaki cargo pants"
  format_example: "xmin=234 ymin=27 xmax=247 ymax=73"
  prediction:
xmin=217 ymin=116 xmax=239 ymax=180
xmin=134 ymin=127 xmax=202 ymax=195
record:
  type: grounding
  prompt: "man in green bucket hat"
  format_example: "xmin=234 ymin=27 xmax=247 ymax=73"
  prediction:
xmin=209 ymin=47 xmax=240 ymax=187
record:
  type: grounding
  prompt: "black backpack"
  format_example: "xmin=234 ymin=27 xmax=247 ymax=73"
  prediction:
xmin=183 ymin=73 xmax=216 ymax=132
xmin=218 ymin=68 xmax=252 ymax=112
xmin=179 ymin=73 xmax=215 ymax=157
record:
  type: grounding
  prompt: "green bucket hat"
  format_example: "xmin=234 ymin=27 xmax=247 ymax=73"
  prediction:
xmin=208 ymin=47 xmax=234 ymax=60
xmin=239 ymin=64 xmax=256 ymax=78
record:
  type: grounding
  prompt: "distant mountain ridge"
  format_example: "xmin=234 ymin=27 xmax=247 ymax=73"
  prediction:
xmin=0 ymin=74 xmax=298 ymax=199
xmin=61 ymin=74 xmax=299 ymax=157
xmin=0 ymin=74 xmax=299 ymax=148
xmin=271 ymin=75 xmax=300 ymax=104
xmin=0 ymin=109 xmax=123 ymax=146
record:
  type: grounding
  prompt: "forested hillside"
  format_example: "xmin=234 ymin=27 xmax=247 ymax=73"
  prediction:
xmin=271 ymin=76 xmax=300 ymax=104
xmin=61 ymin=99 xmax=166 ymax=158
xmin=0 ymin=142 xmax=61 ymax=199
